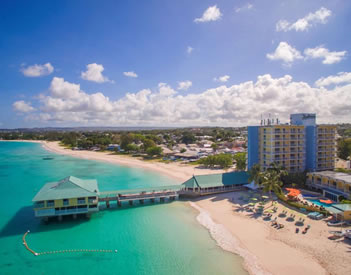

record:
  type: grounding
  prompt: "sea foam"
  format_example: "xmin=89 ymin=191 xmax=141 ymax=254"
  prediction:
xmin=189 ymin=202 xmax=271 ymax=275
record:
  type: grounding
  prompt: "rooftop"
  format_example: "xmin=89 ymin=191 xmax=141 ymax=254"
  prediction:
xmin=182 ymin=171 xmax=249 ymax=189
xmin=326 ymin=203 xmax=351 ymax=214
xmin=310 ymin=171 xmax=351 ymax=184
xmin=32 ymin=176 xmax=99 ymax=202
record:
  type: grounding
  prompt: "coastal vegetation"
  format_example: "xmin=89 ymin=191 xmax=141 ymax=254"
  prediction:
xmin=232 ymin=152 xmax=246 ymax=171
xmin=337 ymin=138 xmax=351 ymax=160
xmin=198 ymin=153 xmax=233 ymax=169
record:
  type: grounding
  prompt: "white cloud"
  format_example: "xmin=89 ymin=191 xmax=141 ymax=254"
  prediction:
xmin=194 ymin=5 xmax=222 ymax=23
xmin=315 ymin=72 xmax=351 ymax=87
xmin=13 ymin=100 xmax=35 ymax=112
xmin=304 ymin=46 xmax=347 ymax=64
xmin=235 ymin=3 xmax=253 ymax=13
xmin=20 ymin=63 xmax=54 ymax=77
xmin=187 ymin=46 xmax=194 ymax=54
xmin=81 ymin=63 xmax=112 ymax=83
xmin=214 ymin=75 xmax=230 ymax=82
xmin=276 ymin=7 xmax=331 ymax=32
xmin=266 ymin=42 xmax=303 ymax=65
xmin=123 ymin=71 xmax=138 ymax=78
xmin=15 ymin=74 xmax=351 ymax=126
xmin=177 ymin=81 xmax=192 ymax=91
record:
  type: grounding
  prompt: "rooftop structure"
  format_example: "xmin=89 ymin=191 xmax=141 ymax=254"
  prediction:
xmin=181 ymin=172 xmax=249 ymax=196
xmin=248 ymin=113 xmax=336 ymax=173
xmin=32 ymin=176 xmax=100 ymax=220
xmin=307 ymin=171 xmax=351 ymax=202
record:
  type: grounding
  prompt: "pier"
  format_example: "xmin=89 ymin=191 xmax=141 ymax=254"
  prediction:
xmin=99 ymin=185 xmax=181 ymax=207
xmin=32 ymin=172 xmax=250 ymax=220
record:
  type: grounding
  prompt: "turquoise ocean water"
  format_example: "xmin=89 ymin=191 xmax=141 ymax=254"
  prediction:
xmin=0 ymin=142 xmax=247 ymax=275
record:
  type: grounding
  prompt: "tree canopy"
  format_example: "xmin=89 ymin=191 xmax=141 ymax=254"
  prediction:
xmin=233 ymin=152 xmax=246 ymax=171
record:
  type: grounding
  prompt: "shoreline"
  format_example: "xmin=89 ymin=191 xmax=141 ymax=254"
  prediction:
xmin=5 ymin=140 xmax=350 ymax=275
xmin=39 ymin=141 xmax=234 ymax=182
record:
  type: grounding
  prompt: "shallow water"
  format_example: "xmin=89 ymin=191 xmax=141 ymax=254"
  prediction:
xmin=0 ymin=142 xmax=247 ymax=275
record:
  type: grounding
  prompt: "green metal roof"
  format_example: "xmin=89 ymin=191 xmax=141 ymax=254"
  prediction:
xmin=182 ymin=172 xmax=249 ymax=189
xmin=325 ymin=206 xmax=343 ymax=214
xmin=32 ymin=176 xmax=99 ymax=202
xmin=332 ymin=204 xmax=351 ymax=212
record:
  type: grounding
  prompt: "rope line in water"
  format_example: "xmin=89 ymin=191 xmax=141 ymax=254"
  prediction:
xmin=22 ymin=230 xmax=118 ymax=256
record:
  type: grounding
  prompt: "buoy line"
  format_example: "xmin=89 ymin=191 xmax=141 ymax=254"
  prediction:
xmin=22 ymin=230 xmax=118 ymax=256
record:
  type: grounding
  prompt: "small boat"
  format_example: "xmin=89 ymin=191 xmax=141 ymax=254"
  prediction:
xmin=327 ymin=220 xmax=347 ymax=227
xmin=43 ymin=156 xmax=54 ymax=160
xmin=329 ymin=229 xmax=351 ymax=238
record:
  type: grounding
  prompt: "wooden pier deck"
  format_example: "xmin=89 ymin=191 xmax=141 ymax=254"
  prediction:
xmin=98 ymin=185 xmax=181 ymax=206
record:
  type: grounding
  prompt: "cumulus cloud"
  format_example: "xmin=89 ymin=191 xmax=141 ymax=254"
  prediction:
xmin=235 ymin=3 xmax=253 ymax=13
xmin=304 ymin=46 xmax=347 ymax=64
xmin=214 ymin=75 xmax=230 ymax=82
xmin=15 ymin=74 xmax=351 ymax=126
xmin=267 ymin=42 xmax=303 ymax=65
xmin=13 ymin=100 xmax=35 ymax=112
xmin=20 ymin=63 xmax=54 ymax=77
xmin=194 ymin=5 xmax=222 ymax=23
xmin=81 ymin=63 xmax=112 ymax=83
xmin=177 ymin=81 xmax=192 ymax=91
xmin=276 ymin=7 xmax=331 ymax=32
xmin=123 ymin=71 xmax=138 ymax=78
xmin=187 ymin=46 xmax=194 ymax=54
xmin=315 ymin=72 xmax=351 ymax=87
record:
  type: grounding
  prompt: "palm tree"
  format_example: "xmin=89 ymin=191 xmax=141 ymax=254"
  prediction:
xmin=248 ymin=164 xmax=262 ymax=187
xmin=267 ymin=162 xmax=288 ymax=177
xmin=261 ymin=170 xmax=284 ymax=205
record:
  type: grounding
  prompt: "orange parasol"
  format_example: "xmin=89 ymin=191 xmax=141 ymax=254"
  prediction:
xmin=286 ymin=188 xmax=301 ymax=197
xmin=319 ymin=199 xmax=333 ymax=204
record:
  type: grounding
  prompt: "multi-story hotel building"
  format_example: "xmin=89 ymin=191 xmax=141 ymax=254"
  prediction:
xmin=248 ymin=113 xmax=336 ymax=172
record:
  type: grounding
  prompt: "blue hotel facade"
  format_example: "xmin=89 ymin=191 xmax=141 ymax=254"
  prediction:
xmin=248 ymin=113 xmax=336 ymax=172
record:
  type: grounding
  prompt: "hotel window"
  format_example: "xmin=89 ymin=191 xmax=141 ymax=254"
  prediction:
xmin=35 ymin=201 xmax=44 ymax=208
xmin=47 ymin=200 xmax=54 ymax=207
xmin=77 ymin=197 xmax=86 ymax=204
xmin=63 ymin=199 xmax=69 ymax=206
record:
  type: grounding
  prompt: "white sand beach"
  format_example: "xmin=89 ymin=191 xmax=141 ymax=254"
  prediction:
xmin=13 ymin=140 xmax=351 ymax=275
xmin=41 ymin=141 xmax=232 ymax=182
xmin=195 ymin=192 xmax=351 ymax=275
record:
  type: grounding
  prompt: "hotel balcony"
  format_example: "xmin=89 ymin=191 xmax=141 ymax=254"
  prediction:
xmin=306 ymin=182 xmax=350 ymax=198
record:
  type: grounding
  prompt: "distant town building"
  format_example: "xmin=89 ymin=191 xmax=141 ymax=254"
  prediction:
xmin=107 ymin=144 xmax=120 ymax=151
xmin=32 ymin=176 xmax=99 ymax=221
xmin=247 ymin=113 xmax=336 ymax=172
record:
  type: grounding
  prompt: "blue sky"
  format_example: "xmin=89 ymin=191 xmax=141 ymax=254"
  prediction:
xmin=1 ymin=0 xmax=350 ymax=128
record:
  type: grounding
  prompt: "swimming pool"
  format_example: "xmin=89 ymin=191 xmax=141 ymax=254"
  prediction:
xmin=307 ymin=199 xmax=334 ymax=207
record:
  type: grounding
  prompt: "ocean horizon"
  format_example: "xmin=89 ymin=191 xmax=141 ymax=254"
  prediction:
xmin=0 ymin=141 xmax=247 ymax=275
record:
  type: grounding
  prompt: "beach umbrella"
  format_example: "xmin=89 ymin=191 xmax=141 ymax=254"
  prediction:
xmin=251 ymin=198 xmax=258 ymax=201
xmin=248 ymin=202 xmax=255 ymax=206
xmin=262 ymin=195 xmax=269 ymax=199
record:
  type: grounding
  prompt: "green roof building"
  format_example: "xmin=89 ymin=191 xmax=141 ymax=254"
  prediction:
xmin=181 ymin=171 xmax=249 ymax=196
xmin=326 ymin=203 xmax=351 ymax=221
xmin=32 ymin=176 xmax=100 ymax=220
